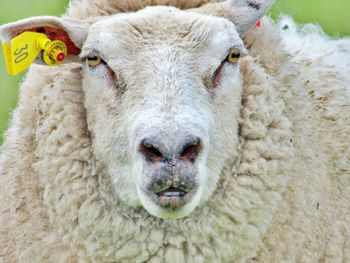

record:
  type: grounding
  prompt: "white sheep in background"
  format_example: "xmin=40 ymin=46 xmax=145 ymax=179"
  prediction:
xmin=0 ymin=0 xmax=349 ymax=262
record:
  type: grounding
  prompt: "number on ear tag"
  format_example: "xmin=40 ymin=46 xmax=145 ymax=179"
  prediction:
xmin=2 ymin=31 xmax=68 ymax=76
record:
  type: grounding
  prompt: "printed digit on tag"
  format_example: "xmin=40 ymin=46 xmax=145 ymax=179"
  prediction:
xmin=14 ymin=44 xmax=29 ymax=64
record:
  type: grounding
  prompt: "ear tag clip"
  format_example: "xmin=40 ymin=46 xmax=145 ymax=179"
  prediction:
xmin=2 ymin=31 xmax=68 ymax=76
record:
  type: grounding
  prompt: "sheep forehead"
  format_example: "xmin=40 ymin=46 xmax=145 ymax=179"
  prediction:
xmin=83 ymin=6 xmax=242 ymax=62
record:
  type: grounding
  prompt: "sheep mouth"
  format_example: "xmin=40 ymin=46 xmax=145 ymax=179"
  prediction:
xmin=156 ymin=187 xmax=187 ymax=198
xmin=150 ymin=187 xmax=194 ymax=210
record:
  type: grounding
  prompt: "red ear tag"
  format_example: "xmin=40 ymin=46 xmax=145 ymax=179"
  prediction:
xmin=256 ymin=20 xmax=261 ymax=28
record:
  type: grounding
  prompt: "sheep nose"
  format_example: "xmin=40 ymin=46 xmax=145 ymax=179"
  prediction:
xmin=139 ymin=136 xmax=202 ymax=163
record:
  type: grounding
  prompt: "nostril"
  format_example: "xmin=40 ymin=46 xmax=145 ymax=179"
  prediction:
xmin=139 ymin=140 xmax=164 ymax=163
xmin=179 ymin=138 xmax=202 ymax=163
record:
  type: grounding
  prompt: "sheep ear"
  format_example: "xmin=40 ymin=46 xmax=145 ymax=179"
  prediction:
xmin=191 ymin=0 xmax=275 ymax=36
xmin=0 ymin=16 xmax=89 ymax=75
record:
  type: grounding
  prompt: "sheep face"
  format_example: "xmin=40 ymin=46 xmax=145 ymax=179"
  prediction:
xmin=2 ymin=0 xmax=273 ymax=218
xmin=81 ymin=7 xmax=245 ymax=218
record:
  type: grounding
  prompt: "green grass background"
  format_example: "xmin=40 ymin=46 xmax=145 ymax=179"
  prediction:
xmin=0 ymin=0 xmax=350 ymax=144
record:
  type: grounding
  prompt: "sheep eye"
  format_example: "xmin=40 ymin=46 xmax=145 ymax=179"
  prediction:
xmin=226 ymin=48 xmax=241 ymax=63
xmin=87 ymin=55 xmax=102 ymax=67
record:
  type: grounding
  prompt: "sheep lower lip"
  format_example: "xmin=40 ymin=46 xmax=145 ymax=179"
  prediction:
xmin=157 ymin=193 xmax=187 ymax=209
xmin=148 ymin=188 xmax=193 ymax=209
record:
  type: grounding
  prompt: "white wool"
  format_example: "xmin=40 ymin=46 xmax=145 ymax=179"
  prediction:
xmin=0 ymin=1 xmax=349 ymax=262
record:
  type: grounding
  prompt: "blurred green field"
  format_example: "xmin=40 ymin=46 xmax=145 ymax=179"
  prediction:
xmin=0 ymin=0 xmax=350 ymax=144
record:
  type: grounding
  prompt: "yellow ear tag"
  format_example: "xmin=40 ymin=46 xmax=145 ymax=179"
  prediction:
xmin=2 ymin=31 xmax=68 ymax=76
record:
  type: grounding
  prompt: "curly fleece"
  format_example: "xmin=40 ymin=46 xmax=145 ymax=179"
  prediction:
xmin=0 ymin=1 xmax=350 ymax=263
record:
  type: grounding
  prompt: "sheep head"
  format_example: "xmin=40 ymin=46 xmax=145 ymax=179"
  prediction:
xmin=0 ymin=0 xmax=274 ymax=219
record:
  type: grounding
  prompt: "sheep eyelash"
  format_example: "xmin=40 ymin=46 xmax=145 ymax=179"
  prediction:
xmin=80 ymin=48 xmax=107 ymax=65
xmin=83 ymin=54 xmax=118 ymax=85
xmin=211 ymin=46 xmax=247 ymax=87
xmin=86 ymin=55 xmax=107 ymax=67
xmin=211 ymin=55 xmax=237 ymax=87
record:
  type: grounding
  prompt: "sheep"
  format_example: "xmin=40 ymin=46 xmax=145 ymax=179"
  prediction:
xmin=0 ymin=0 xmax=349 ymax=262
